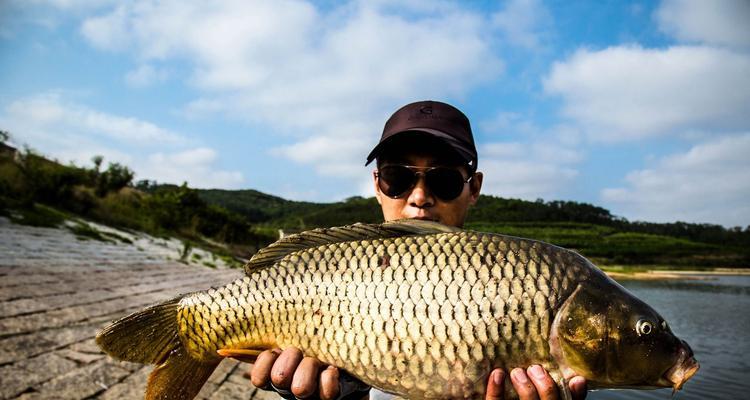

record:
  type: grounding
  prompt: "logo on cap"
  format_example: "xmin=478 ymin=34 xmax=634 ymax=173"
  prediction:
xmin=420 ymin=106 xmax=433 ymax=115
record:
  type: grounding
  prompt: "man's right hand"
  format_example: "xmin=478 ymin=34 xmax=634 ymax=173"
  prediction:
xmin=249 ymin=347 xmax=354 ymax=400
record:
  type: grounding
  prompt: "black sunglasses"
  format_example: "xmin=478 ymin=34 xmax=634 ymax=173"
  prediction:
xmin=375 ymin=165 xmax=472 ymax=201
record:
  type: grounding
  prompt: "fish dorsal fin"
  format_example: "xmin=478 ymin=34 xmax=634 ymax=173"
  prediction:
xmin=244 ymin=219 xmax=460 ymax=274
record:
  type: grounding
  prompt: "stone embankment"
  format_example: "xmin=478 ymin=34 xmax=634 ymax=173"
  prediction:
xmin=0 ymin=217 xmax=277 ymax=399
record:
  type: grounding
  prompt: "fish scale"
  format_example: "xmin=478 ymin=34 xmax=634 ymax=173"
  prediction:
xmin=175 ymin=229 xmax=582 ymax=399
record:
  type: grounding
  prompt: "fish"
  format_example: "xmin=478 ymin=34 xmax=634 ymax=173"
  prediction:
xmin=96 ymin=219 xmax=699 ymax=399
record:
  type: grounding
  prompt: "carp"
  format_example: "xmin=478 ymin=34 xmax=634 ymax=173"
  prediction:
xmin=97 ymin=220 xmax=699 ymax=399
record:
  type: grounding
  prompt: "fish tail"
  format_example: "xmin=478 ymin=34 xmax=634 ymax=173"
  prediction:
xmin=96 ymin=295 xmax=220 ymax=400
xmin=146 ymin=345 xmax=220 ymax=400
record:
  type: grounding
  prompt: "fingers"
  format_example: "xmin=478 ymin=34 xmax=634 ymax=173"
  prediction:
xmin=569 ymin=376 xmax=588 ymax=400
xmin=319 ymin=365 xmax=341 ymax=400
xmin=484 ymin=369 xmax=505 ymax=400
xmin=511 ymin=368 xmax=538 ymax=400
xmin=291 ymin=357 xmax=323 ymax=398
xmin=526 ymin=365 xmax=558 ymax=400
xmin=510 ymin=365 xmax=559 ymax=400
xmin=249 ymin=347 xmax=342 ymax=399
xmin=270 ymin=347 xmax=304 ymax=389
xmin=249 ymin=348 xmax=281 ymax=389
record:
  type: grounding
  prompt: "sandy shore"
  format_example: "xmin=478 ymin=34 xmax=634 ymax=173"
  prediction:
xmin=604 ymin=267 xmax=750 ymax=281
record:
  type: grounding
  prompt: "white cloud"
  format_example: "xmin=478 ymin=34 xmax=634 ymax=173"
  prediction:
xmin=656 ymin=0 xmax=750 ymax=49
xmin=182 ymin=98 xmax=225 ymax=118
xmin=144 ymin=148 xmax=244 ymax=189
xmin=477 ymin=112 xmax=584 ymax=199
xmin=602 ymin=133 xmax=750 ymax=227
xmin=271 ymin=135 xmax=369 ymax=179
xmin=478 ymin=138 xmax=584 ymax=200
xmin=3 ymin=92 xmax=184 ymax=144
xmin=480 ymin=158 xmax=578 ymax=200
xmin=27 ymin=0 xmax=117 ymax=10
xmin=479 ymin=142 xmax=581 ymax=200
xmin=125 ymin=64 xmax=169 ymax=87
xmin=0 ymin=92 xmax=243 ymax=188
xmin=1 ymin=0 xmax=119 ymax=35
xmin=78 ymin=0 xmax=503 ymax=179
xmin=544 ymin=45 xmax=750 ymax=141
xmin=491 ymin=0 xmax=552 ymax=50
xmin=480 ymin=111 xmax=540 ymax=138
xmin=79 ymin=4 xmax=131 ymax=50
xmin=483 ymin=142 xmax=526 ymax=159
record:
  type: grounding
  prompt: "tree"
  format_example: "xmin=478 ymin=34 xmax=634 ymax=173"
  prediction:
xmin=95 ymin=162 xmax=134 ymax=196
xmin=91 ymin=155 xmax=103 ymax=174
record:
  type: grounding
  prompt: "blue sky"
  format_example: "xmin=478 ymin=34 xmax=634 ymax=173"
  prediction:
xmin=1 ymin=0 xmax=749 ymax=227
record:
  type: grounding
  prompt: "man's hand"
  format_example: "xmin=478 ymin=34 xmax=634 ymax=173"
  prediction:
xmin=249 ymin=347 xmax=356 ymax=400
xmin=249 ymin=348 xmax=587 ymax=400
xmin=484 ymin=366 xmax=587 ymax=400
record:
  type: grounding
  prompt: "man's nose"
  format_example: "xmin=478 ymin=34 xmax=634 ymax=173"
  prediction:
xmin=407 ymin=176 xmax=434 ymax=207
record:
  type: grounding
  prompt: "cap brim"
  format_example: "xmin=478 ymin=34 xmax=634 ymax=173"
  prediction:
xmin=365 ymin=129 xmax=476 ymax=167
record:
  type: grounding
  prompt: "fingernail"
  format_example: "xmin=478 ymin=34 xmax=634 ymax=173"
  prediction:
xmin=528 ymin=365 xmax=545 ymax=379
xmin=570 ymin=376 xmax=587 ymax=392
xmin=511 ymin=368 xmax=528 ymax=384
xmin=493 ymin=369 xmax=505 ymax=385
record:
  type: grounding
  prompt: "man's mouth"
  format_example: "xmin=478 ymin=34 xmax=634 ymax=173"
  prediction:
xmin=411 ymin=214 xmax=438 ymax=222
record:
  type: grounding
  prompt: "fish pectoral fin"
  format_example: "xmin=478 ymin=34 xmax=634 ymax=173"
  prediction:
xmin=217 ymin=348 xmax=265 ymax=363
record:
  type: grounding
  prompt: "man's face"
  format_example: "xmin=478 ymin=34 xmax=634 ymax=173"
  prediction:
xmin=373 ymin=153 xmax=483 ymax=228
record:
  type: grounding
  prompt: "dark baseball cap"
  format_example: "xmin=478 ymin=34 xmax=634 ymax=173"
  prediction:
xmin=365 ymin=100 xmax=478 ymax=171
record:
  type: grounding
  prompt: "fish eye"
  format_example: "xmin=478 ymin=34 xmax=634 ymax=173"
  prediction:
xmin=636 ymin=319 xmax=653 ymax=336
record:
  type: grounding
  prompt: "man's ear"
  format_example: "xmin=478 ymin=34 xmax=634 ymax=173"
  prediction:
xmin=373 ymin=170 xmax=384 ymax=205
xmin=468 ymin=172 xmax=483 ymax=205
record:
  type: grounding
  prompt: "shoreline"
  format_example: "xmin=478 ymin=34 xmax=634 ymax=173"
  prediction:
xmin=603 ymin=267 xmax=750 ymax=281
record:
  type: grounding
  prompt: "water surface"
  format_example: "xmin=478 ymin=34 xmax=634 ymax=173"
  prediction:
xmin=592 ymin=275 xmax=750 ymax=399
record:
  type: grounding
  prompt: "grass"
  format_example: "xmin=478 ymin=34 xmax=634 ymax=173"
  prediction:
xmin=465 ymin=221 xmax=742 ymax=269
xmin=9 ymin=204 xmax=68 ymax=227
xmin=64 ymin=219 xmax=134 ymax=244
xmin=104 ymin=230 xmax=133 ymax=244
xmin=68 ymin=222 xmax=112 ymax=242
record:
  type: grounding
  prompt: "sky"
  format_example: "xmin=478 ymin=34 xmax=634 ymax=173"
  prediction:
xmin=1 ymin=0 xmax=749 ymax=228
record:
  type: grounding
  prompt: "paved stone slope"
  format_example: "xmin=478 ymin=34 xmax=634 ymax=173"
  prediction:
xmin=0 ymin=217 xmax=278 ymax=399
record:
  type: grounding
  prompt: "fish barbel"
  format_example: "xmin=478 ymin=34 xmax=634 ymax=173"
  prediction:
xmin=97 ymin=220 xmax=699 ymax=399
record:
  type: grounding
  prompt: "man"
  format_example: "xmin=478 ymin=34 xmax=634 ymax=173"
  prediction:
xmin=249 ymin=101 xmax=587 ymax=400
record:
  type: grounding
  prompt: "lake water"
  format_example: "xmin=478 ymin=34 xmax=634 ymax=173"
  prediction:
xmin=592 ymin=275 xmax=750 ymax=400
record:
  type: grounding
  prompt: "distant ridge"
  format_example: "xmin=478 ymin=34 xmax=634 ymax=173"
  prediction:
xmin=142 ymin=184 xmax=749 ymax=268
xmin=2 ymin=141 xmax=748 ymax=268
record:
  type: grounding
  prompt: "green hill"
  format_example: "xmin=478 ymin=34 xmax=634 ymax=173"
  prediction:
xmin=189 ymin=188 xmax=747 ymax=268
xmin=196 ymin=188 xmax=321 ymax=223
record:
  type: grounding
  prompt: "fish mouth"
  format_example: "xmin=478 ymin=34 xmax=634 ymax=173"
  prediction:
xmin=664 ymin=340 xmax=700 ymax=391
